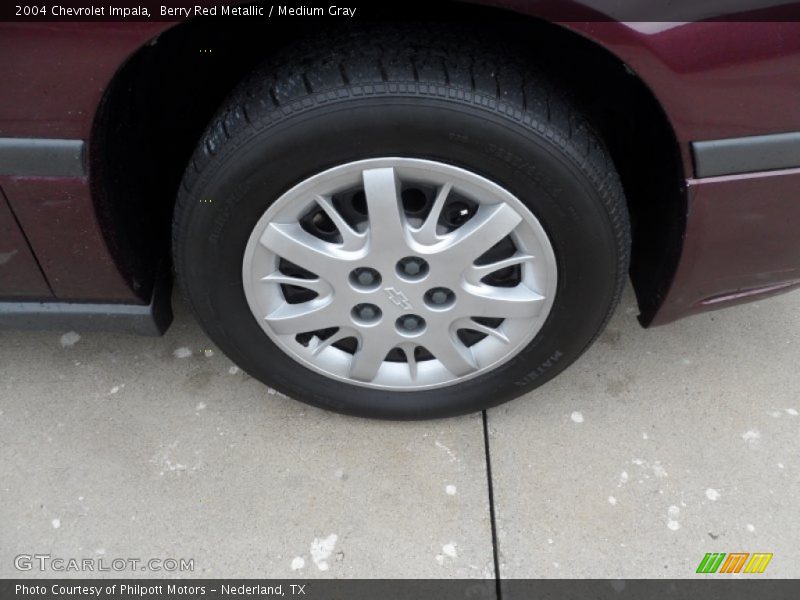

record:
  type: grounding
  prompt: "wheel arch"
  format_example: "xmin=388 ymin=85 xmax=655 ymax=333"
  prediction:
xmin=90 ymin=5 xmax=685 ymax=324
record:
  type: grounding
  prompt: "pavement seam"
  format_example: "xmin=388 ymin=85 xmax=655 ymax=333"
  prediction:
xmin=482 ymin=410 xmax=503 ymax=599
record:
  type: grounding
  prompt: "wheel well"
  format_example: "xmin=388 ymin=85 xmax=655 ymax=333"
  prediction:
xmin=91 ymin=6 xmax=684 ymax=323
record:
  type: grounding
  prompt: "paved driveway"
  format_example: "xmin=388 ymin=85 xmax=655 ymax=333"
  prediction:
xmin=1 ymin=286 xmax=798 ymax=579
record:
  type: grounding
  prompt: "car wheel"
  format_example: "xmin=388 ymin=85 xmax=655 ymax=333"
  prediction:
xmin=173 ymin=28 xmax=630 ymax=419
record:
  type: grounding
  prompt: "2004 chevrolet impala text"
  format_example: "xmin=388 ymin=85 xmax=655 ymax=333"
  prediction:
xmin=2 ymin=2 xmax=800 ymax=418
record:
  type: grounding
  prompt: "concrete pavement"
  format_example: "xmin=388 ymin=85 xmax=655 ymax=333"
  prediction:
xmin=0 ymin=301 xmax=493 ymax=578
xmin=489 ymin=287 xmax=800 ymax=578
xmin=1 ymin=285 xmax=798 ymax=579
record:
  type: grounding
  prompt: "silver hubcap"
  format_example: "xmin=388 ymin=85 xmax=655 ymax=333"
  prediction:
xmin=242 ymin=158 xmax=557 ymax=390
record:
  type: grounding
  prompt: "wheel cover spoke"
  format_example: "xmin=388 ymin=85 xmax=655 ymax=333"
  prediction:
xmin=450 ymin=317 xmax=510 ymax=344
xmin=260 ymin=223 xmax=349 ymax=277
xmin=313 ymin=194 xmax=366 ymax=250
xmin=462 ymin=285 xmax=546 ymax=320
xmin=260 ymin=271 xmax=332 ymax=296
xmin=310 ymin=327 xmax=356 ymax=356
xmin=264 ymin=299 xmax=335 ymax=335
xmin=242 ymin=158 xmax=557 ymax=390
xmin=465 ymin=253 xmax=536 ymax=285
xmin=362 ymin=167 xmax=407 ymax=248
xmin=424 ymin=333 xmax=478 ymax=377
xmin=350 ymin=336 xmax=395 ymax=382
xmin=414 ymin=182 xmax=452 ymax=244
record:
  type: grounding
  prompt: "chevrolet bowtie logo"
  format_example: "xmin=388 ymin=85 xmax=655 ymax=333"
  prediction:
xmin=384 ymin=287 xmax=413 ymax=310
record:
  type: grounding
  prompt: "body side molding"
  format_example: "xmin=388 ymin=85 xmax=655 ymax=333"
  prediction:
xmin=0 ymin=138 xmax=85 ymax=177
xmin=693 ymin=132 xmax=800 ymax=178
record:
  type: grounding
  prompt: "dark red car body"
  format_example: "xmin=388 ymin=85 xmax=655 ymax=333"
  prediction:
xmin=2 ymin=1 xmax=800 ymax=333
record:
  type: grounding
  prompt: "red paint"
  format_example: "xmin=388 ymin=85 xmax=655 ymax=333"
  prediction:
xmin=0 ymin=177 xmax=133 ymax=302
xmin=475 ymin=2 xmax=800 ymax=174
xmin=0 ymin=22 xmax=164 ymax=139
xmin=2 ymin=3 xmax=800 ymax=323
xmin=0 ymin=187 xmax=52 ymax=298
xmin=0 ymin=23 xmax=165 ymax=302
xmin=652 ymin=169 xmax=800 ymax=324
xmin=566 ymin=20 xmax=800 ymax=176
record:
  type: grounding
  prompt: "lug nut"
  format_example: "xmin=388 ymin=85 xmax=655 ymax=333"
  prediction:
xmin=396 ymin=314 xmax=426 ymax=335
xmin=402 ymin=316 xmax=419 ymax=330
xmin=397 ymin=256 xmax=429 ymax=279
xmin=425 ymin=287 xmax=455 ymax=309
xmin=404 ymin=261 xmax=421 ymax=276
xmin=349 ymin=267 xmax=381 ymax=289
xmin=352 ymin=303 xmax=381 ymax=324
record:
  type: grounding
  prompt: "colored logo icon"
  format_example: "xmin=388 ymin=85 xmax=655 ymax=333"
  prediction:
xmin=696 ymin=552 xmax=773 ymax=574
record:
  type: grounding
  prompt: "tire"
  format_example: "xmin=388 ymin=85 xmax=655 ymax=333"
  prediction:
xmin=173 ymin=26 xmax=630 ymax=420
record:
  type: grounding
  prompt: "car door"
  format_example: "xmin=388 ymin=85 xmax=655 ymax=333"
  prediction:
xmin=0 ymin=187 xmax=51 ymax=298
